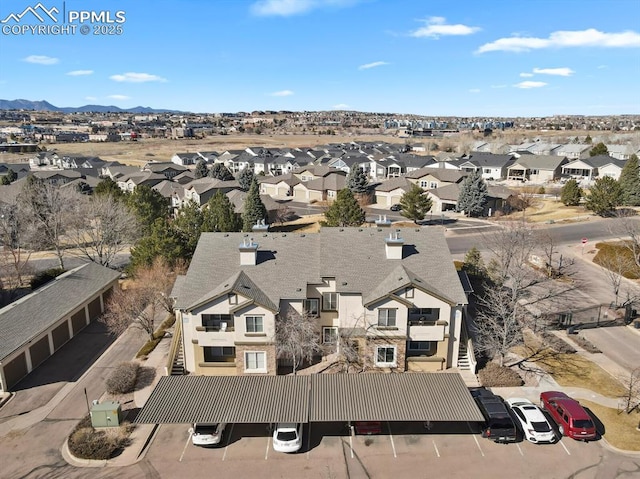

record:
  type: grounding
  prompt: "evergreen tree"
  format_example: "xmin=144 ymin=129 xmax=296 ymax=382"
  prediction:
xmin=237 ymin=167 xmax=255 ymax=192
xmin=126 ymin=185 xmax=170 ymax=235
xmin=209 ymin=163 xmax=234 ymax=181
xmin=463 ymin=247 xmax=487 ymax=278
xmin=324 ymin=188 xmax=365 ymax=227
xmin=585 ymin=135 xmax=592 ymax=144
xmin=585 ymin=176 xmax=622 ymax=216
xmin=560 ymin=179 xmax=583 ymax=206
xmin=456 ymin=169 xmax=488 ymax=217
xmin=129 ymin=218 xmax=184 ymax=271
xmin=94 ymin=177 xmax=125 ymax=201
xmin=172 ymin=200 xmax=204 ymax=258
xmin=399 ymin=184 xmax=432 ymax=223
xmin=589 ymin=142 xmax=609 ymax=156
xmin=1 ymin=169 xmax=17 ymax=184
xmin=203 ymin=191 xmax=241 ymax=232
xmin=346 ymin=166 xmax=369 ymax=194
xmin=241 ymin=179 xmax=267 ymax=231
xmin=619 ymin=154 xmax=640 ymax=206
xmin=194 ymin=159 xmax=209 ymax=179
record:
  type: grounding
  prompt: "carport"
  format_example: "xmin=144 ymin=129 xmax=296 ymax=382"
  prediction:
xmin=135 ymin=373 xmax=484 ymax=424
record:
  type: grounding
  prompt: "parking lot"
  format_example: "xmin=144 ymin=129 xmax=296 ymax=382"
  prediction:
xmin=145 ymin=420 xmax=607 ymax=479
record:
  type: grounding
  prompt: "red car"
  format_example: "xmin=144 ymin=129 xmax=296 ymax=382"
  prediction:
xmin=539 ymin=391 xmax=596 ymax=441
xmin=354 ymin=421 xmax=382 ymax=435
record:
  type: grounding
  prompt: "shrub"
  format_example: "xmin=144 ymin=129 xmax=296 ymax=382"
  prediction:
xmin=541 ymin=331 xmax=577 ymax=354
xmin=478 ymin=362 xmax=524 ymax=387
xmin=68 ymin=415 xmax=134 ymax=460
xmin=30 ymin=268 xmax=65 ymax=289
xmin=105 ymin=361 xmax=139 ymax=394
xmin=537 ymin=186 xmax=546 ymax=194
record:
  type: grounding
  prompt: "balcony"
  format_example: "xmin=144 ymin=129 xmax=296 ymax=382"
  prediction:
xmin=408 ymin=320 xmax=446 ymax=341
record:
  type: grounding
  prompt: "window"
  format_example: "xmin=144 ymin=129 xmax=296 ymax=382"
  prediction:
xmin=322 ymin=292 xmax=338 ymax=311
xmin=483 ymin=168 xmax=492 ymax=174
xmin=203 ymin=346 xmax=235 ymax=362
xmin=375 ymin=346 xmax=397 ymax=366
xmin=202 ymin=314 xmax=234 ymax=332
xmin=405 ymin=287 xmax=414 ymax=299
xmin=408 ymin=308 xmax=440 ymax=324
xmin=420 ymin=180 xmax=428 ymax=188
xmin=228 ymin=293 xmax=237 ymax=305
xmin=303 ymin=298 xmax=319 ymax=316
xmin=407 ymin=341 xmax=434 ymax=355
xmin=377 ymin=308 xmax=397 ymax=327
xmin=429 ymin=181 xmax=438 ymax=189
xmin=244 ymin=351 xmax=267 ymax=372
xmin=328 ymin=190 xmax=336 ymax=198
xmin=323 ymin=327 xmax=338 ymax=344
xmin=245 ymin=316 xmax=264 ymax=333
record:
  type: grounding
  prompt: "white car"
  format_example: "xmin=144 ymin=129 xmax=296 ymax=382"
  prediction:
xmin=506 ymin=398 xmax=557 ymax=444
xmin=189 ymin=423 xmax=226 ymax=446
xmin=272 ymin=423 xmax=303 ymax=453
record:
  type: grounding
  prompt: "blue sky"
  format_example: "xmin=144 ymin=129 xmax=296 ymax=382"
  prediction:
xmin=1 ymin=0 xmax=639 ymax=116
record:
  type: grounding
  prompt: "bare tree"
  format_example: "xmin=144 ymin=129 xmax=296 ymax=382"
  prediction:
xmin=65 ymin=194 xmax=140 ymax=267
xmin=275 ymin=306 xmax=323 ymax=375
xmin=594 ymin=243 xmax=640 ymax=307
xmin=0 ymin=202 xmax=33 ymax=299
xmin=619 ymin=367 xmax=640 ymax=414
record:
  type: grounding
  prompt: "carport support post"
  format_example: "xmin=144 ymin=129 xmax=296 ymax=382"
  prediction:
xmin=84 ymin=387 xmax=91 ymax=415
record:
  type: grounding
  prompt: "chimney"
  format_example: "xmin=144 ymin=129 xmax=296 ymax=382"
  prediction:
xmin=384 ymin=231 xmax=404 ymax=260
xmin=252 ymin=218 xmax=269 ymax=233
xmin=375 ymin=215 xmax=392 ymax=228
xmin=239 ymin=237 xmax=258 ymax=266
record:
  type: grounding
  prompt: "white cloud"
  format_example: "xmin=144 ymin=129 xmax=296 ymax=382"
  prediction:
xmin=358 ymin=61 xmax=389 ymax=70
xmin=109 ymin=72 xmax=167 ymax=83
xmin=533 ymin=67 xmax=574 ymax=76
xmin=271 ymin=90 xmax=294 ymax=97
xmin=23 ymin=55 xmax=58 ymax=65
xmin=250 ymin=0 xmax=358 ymax=17
xmin=332 ymin=103 xmax=350 ymax=109
xmin=519 ymin=72 xmax=534 ymax=77
xmin=67 ymin=70 xmax=93 ymax=76
xmin=514 ymin=81 xmax=547 ymax=89
xmin=410 ymin=16 xmax=480 ymax=38
xmin=468 ymin=88 xmax=481 ymax=93
xmin=477 ymin=28 xmax=640 ymax=53
xmin=108 ymin=95 xmax=130 ymax=100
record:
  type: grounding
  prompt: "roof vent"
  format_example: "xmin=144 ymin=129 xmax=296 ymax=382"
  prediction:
xmin=375 ymin=214 xmax=392 ymax=228
xmin=252 ymin=219 xmax=269 ymax=233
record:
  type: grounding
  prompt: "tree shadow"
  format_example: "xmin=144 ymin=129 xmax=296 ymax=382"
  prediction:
xmin=135 ymin=366 xmax=157 ymax=390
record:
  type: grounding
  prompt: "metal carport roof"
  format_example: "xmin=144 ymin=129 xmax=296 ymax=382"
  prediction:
xmin=135 ymin=373 xmax=484 ymax=424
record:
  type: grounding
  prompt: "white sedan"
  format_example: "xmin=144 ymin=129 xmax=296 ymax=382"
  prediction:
xmin=272 ymin=423 xmax=303 ymax=453
xmin=506 ymin=398 xmax=557 ymax=444
xmin=189 ymin=423 xmax=226 ymax=446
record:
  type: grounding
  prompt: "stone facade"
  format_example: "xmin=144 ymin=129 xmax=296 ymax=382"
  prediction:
xmin=235 ymin=343 xmax=277 ymax=375
xmin=364 ymin=337 xmax=407 ymax=372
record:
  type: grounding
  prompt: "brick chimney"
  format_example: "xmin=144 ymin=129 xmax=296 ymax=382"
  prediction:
xmin=384 ymin=231 xmax=404 ymax=260
xmin=239 ymin=237 xmax=258 ymax=266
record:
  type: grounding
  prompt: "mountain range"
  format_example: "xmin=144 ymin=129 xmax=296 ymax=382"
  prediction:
xmin=0 ymin=99 xmax=181 ymax=114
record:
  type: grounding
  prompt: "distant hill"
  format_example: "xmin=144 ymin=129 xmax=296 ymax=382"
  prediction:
xmin=0 ymin=99 xmax=181 ymax=114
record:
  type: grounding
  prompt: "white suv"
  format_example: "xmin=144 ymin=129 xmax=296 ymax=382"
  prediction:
xmin=506 ymin=398 xmax=556 ymax=444
xmin=189 ymin=423 xmax=226 ymax=446
xmin=272 ymin=423 xmax=303 ymax=453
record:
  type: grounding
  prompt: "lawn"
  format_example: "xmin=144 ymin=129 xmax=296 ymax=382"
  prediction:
xmin=579 ymin=400 xmax=640 ymax=451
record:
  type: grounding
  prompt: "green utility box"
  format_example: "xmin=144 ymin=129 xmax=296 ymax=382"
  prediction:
xmin=90 ymin=400 xmax=122 ymax=428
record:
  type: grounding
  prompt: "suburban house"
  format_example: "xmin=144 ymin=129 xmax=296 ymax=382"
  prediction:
xmin=406 ymin=167 xmax=467 ymax=190
xmin=101 ymin=162 xmax=141 ymax=180
xmin=259 ymin=173 xmax=301 ymax=197
xmin=32 ymin=170 xmax=82 ymax=185
xmin=182 ymin=178 xmax=240 ymax=207
xmin=171 ymin=152 xmax=201 ymax=166
xmin=142 ymin=162 xmax=188 ymax=180
xmin=374 ymin=177 xmax=412 ymax=207
xmin=0 ymin=162 xmax=30 ymax=180
xmin=458 ymin=153 xmax=515 ymax=181
xmin=561 ymin=155 xmax=626 ymax=183
xmin=426 ymin=184 xmax=515 ymax=215
xmin=170 ymin=227 xmax=470 ymax=377
xmin=292 ymin=172 xmax=346 ymax=202
xmin=553 ymin=144 xmax=591 ymax=160
xmin=0 ymin=263 xmax=119 ymax=393
xmin=605 ymin=144 xmax=640 ymax=161
xmin=506 ymin=155 xmax=569 ymax=183
xmin=29 ymin=151 xmax=59 ymax=167
xmin=117 ymin=171 xmax=166 ymax=192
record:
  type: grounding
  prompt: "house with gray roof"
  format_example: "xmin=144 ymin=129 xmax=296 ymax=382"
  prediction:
xmin=506 ymin=155 xmax=569 ymax=183
xmin=0 ymin=262 xmax=119 ymax=393
xmin=172 ymin=227 xmax=469 ymax=377
xmin=143 ymin=161 xmax=188 ymax=180
xmin=406 ymin=167 xmax=467 ymax=189
xmin=374 ymin=177 xmax=412 ymax=207
xmin=458 ymin=153 xmax=515 ymax=180
xmin=561 ymin=155 xmax=626 ymax=183
xmin=292 ymin=172 xmax=346 ymax=202
xmin=426 ymin=183 xmax=516 ymax=215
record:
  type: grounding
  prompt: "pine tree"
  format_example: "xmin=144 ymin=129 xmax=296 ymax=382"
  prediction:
xmin=399 ymin=184 xmax=432 ymax=223
xmin=346 ymin=166 xmax=369 ymax=194
xmin=94 ymin=177 xmax=125 ymax=201
xmin=126 ymin=185 xmax=170 ymax=235
xmin=203 ymin=191 xmax=241 ymax=232
xmin=456 ymin=169 xmax=488 ymax=217
xmin=129 ymin=218 xmax=184 ymax=271
xmin=172 ymin=200 xmax=204 ymax=258
xmin=237 ymin=167 xmax=255 ymax=192
xmin=560 ymin=179 xmax=583 ymax=206
xmin=585 ymin=176 xmax=622 ymax=216
xmin=619 ymin=154 xmax=640 ymax=206
xmin=194 ymin=159 xmax=209 ymax=179
xmin=242 ymin=179 xmax=267 ymax=231
xmin=209 ymin=163 xmax=234 ymax=181
xmin=589 ymin=142 xmax=609 ymax=157
xmin=324 ymin=188 xmax=365 ymax=227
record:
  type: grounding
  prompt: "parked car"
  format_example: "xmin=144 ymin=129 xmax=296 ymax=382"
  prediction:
xmin=189 ymin=423 xmax=226 ymax=446
xmin=539 ymin=391 xmax=596 ymax=441
xmin=354 ymin=421 xmax=382 ymax=435
xmin=272 ymin=423 xmax=303 ymax=453
xmin=390 ymin=204 xmax=401 ymax=212
xmin=470 ymin=388 xmax=518 ymax=443
xmin=505 ymin=398 xmax=557 ymax=444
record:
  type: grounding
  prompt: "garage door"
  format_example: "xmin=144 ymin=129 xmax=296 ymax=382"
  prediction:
xmin=3 ymin=353 xmax=28 ymax=390
xmin=52 ymin=321 xmax=70 ymax=351
xmin=71 ymin=309 xmax=87 ymax=335
xmin=29 ymin=336 xmax=51 ymax=369
xmin=293 ymin=189 xmax=306 ymax=200
xmin=87 ymin=297 xmax=102 ymax=321
xmin=375 ymin=195 xmax=387 ymax=206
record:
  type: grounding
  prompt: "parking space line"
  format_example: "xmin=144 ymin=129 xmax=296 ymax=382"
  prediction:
xmin=349 ymin=426 xmax=354 ymax=459
xmin=179 ymin=431 xmax=192 ymax=462
xmin=471 ymin=434 xmax=485 ymax=457
xmin=222 ymin=423 xmax=235 ymax=461
xmin=516 ymin=443 xmax=524 ymax=456
xmin=386 ymin=422 xmax=397 ymax=458
xmin=432 ymin=440 xmax=440 ymax=458
xmin=265 ymin=434 xmax=271 ymax=460
xmin=559 ymin=439 xmax=571 ymax=456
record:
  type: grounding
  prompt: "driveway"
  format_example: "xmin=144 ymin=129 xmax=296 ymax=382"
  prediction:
xmin=579 ymin=325 xmax=640 ymax=375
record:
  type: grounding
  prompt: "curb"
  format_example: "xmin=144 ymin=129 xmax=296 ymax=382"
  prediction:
xmin=598 ymin=434 xmax=640 ymax=457
xmin=0 ymin=392 xmax=15 ymax=409
xmin=61 ymin=437 xmax=107 ymax=468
